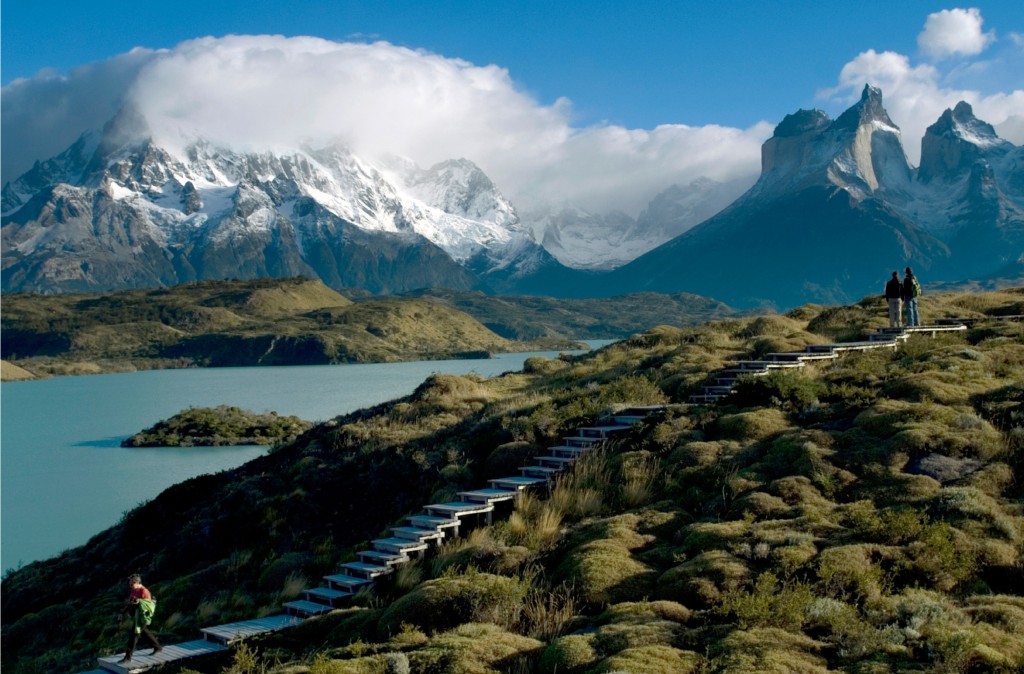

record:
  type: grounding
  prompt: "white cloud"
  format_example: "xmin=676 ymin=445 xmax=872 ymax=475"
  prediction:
xmin=1 ymin=35 xmax=765 ymax=216
xmin=1 ymin=48 xmax=158 ymax=181
xmin=918 ymin=8 xmax=995 ymax=59
xmin=821 ymin=48 xmax=1024 ymax=164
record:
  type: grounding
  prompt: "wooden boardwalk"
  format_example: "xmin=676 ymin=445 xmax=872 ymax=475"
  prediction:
xmin=83 ymin=405 xmax=665 ymax=673
xmin=689 ymin=323 xmax=969 ymax=405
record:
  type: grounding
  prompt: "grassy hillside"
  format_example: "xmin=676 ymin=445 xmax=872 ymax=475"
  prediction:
xmin=400 ymin=288 xmax=737 ymax=340
xmin=0 ymin=278 xmax=580 ymax=378
xmin=1 ymin=289 xmax=1021 ymax=673
xmin=122 ymin=405 xmax=312 ymax=447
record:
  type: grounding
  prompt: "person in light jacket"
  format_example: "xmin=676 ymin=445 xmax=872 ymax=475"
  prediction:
xmin=884 ymin=271 xmax=903 ymax=328
xmin=117 ymin=574 xmax=162 ymax=663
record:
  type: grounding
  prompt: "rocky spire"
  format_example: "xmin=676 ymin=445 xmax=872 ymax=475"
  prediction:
xmin=832 ymin=84 xmax=897 ymax=132
xmin=919 ymin=101 xmax=1011 ymax=183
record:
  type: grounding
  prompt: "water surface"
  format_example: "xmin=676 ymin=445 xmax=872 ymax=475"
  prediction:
xmin=1 ymin=344 xmax=610 ymax=570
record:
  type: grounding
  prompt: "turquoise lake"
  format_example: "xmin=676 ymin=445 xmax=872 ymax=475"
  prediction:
xmin=1 ymin=344 xmax=610 ymax=571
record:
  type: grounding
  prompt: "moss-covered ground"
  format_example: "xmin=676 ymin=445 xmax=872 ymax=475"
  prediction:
xmin=2 ymin=288 xmax=1022 ymax=674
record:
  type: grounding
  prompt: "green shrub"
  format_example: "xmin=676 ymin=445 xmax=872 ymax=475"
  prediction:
xmin=556 ymin=538 xmax=656 ymax=607
xmin=719 ymin=572 xmax=814 ymax=630
xmin=657 ymin=550 xmax=750 ymax=608
xmin=377 ymin=571 xmax=528 ymax=636
xmin=711 ymin=627 xmax=830 ymax=674
xmin=599 ymin=600 xmax=692 ymax=625
xmin=816 ymin=545 xmax=891 ymax=603
xmin=906 ymin=522 xmax=978 ymax=591
xmin=409 ymin=623 xmax=542 ymax=674
xmin=729 ymin=370 xmax=824 ymax=412
xmin=594 ymin=645 xmax=702 ymax=674
xmin=539 ymin=634 xmax=598 ymax=674
xmin=716 ymin=408 xmax=791 ymax=442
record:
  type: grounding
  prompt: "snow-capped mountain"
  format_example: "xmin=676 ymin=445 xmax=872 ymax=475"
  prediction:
xmin=1 ymin=106 xmax=554 ymax=294
xmin=530 ymin=177 xmax=752 ymax=271
xmin=3 ymin=86 xmax=1021 ymax=305
xmin=607 ymin=85 xmax=1023 ymax=308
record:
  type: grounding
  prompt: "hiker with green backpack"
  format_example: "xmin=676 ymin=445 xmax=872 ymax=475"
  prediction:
xmin=116 ymin=573 xmax=162 ymax=663
xmin=902 ymin=267 xmax=923 ymax=327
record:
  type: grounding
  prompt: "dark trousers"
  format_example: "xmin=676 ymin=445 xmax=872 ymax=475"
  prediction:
xmin=126 ymin=625 xmax=161 ymax=656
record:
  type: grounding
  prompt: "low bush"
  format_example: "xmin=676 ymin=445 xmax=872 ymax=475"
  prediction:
xmin=716 ymin=408 xmax=791 ymax=442
xmin=377 ymin=571 xmax=528 ymax=636
xmin=657 ymin=550 xmax=751 ymax=608
xmin=408 ymin=623 xmax=542 ymax=674
xmin=539 ymin=634 xmax=598 ymax=673
xmin=593 ymin=644 xmax=702 ymax=674
xmin=729 ymin=370 xmax=824 ymax=413
xmin=719 ymin=572 xmax=815 ymax=630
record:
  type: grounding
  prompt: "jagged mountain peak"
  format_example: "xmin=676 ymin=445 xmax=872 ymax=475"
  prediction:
xmin=756 ymin=82 xmax=909 ymax=197
xmin=919 ymin=100 xmax=1013 ymax=184
xmin=833 ymin=84 xmax=896 ymax=132
xmin=773 ymin=109 xmax=831 ymax=138
xmin=926 ymin=101 xmax=1006 ymax=150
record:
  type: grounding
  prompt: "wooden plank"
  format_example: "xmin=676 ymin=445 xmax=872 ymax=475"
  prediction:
xmin=391 ymin=526 xmax=445 ymax=541
xmin=324 ymin=574 xmax=375 ymax=591
xmin=488 ymin=476 xmax=547 ymax=490
xmin=304 ymin=586 xmax=352 ymax=604
xmin=98 ymin=639 xmax=228 ymax=673
xmin=283 ymin=600 xmax=334 ymax=617
xmin=424 ymin=502 xmax=494 ymax=517
xmin=202 ymin=615 xmax=302 ymax=643
xmin=458 ymin=488 xmax=518 ymax=504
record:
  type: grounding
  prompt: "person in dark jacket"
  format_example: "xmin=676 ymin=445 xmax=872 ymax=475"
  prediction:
xmin=885 ymin=271 xmax=903 ymax=328
xmin=902 ymin=267 xmax=922 ymax=327
xmin=117 ymin=574 xmax=162 ymax=663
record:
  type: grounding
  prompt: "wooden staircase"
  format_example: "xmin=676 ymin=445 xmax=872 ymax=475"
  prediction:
xmin=88 ymin=405 xmax=665 ymax=672
xmin=688 ymin=323 xmax=968 ymax=405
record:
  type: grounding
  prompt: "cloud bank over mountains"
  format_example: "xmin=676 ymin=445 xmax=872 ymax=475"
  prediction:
xmin=822 ymin=7 xmax=1024 ymax=165
xmin=3 ymin=7 xmax=1022 ymax=214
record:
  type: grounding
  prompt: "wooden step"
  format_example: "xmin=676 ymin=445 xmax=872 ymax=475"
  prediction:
xmin=371 ymin=537 xmax=428 ymax=555
xmin=488 ymin=476 xmax=547 ymax=490
xmin=391 ymin=526 xmax=445 ymax=542
xmin=303 ymin=586 xmax=352 ymax=606
xmin=536 ymin=455 xmax=576 ymax=468
xmin=576 ymin=425 xmax=631 ymax=438
xmin=764 ymin=351 xmax=838 ymax=361
xmin=457 ymin=488 xmax=518 ymax=504
xmin=689 ymin=394 xmax=726 ymax=405
xmin=548 ymin=445 xmax=592 ymax=458
xmin=323 ymin=574 xmax=375 ymax=592
xmin=200 ymin=614 xmax=302 ymax=645
xmin=358 ymin=549 xmax=409 ymax=566
xmin=560 ymin=436 xmax=604 ymax=447
xmin=616 ymin=405 xmax=666 ymax=417
xmin=520 ymin=465 xmax=562 ymax=478
xmin=423 ymin=501 xmax=495 ymax=518
xmin=407 ymin=514 xmax=460 ymax=531
xmin=283 ymin=600 xmax=334 ymax=617
xmin=611 ymin=415 xmax=645 ymax=424
xmin=341 ymin=562 xmax=393 ymax=579
xmin=98 ymin=639 xmax=228 ymax=673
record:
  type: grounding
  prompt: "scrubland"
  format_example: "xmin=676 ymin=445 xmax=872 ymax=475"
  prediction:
xmin=2 ymin=289 xmax=1021 ymax=674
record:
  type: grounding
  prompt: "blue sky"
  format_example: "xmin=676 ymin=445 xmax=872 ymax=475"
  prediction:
xmin=2 ymin=1 xmax=1023 ymax=212
xmin=4 ymin=0 xmax=1021 ymax=129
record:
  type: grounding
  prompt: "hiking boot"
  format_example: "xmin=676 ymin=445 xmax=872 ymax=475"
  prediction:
xmin=118 ymin=656 xmax=132 ymax=663
xmin=152 ymin=646 xmax=163 ymax=655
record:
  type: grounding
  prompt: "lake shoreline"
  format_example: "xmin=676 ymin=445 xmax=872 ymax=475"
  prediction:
xmin=0 ymin=337 xmax=594 ymax=383
xmin=1 ymin=343 xmax=611 ymax=569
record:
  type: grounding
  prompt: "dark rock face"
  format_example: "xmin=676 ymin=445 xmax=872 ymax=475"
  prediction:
xmin=606 ymin=87 xmax=1022 ymax=308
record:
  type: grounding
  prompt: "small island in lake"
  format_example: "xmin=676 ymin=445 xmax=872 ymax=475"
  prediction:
xmin=122 ymin=405 xmax=312 ymax=447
